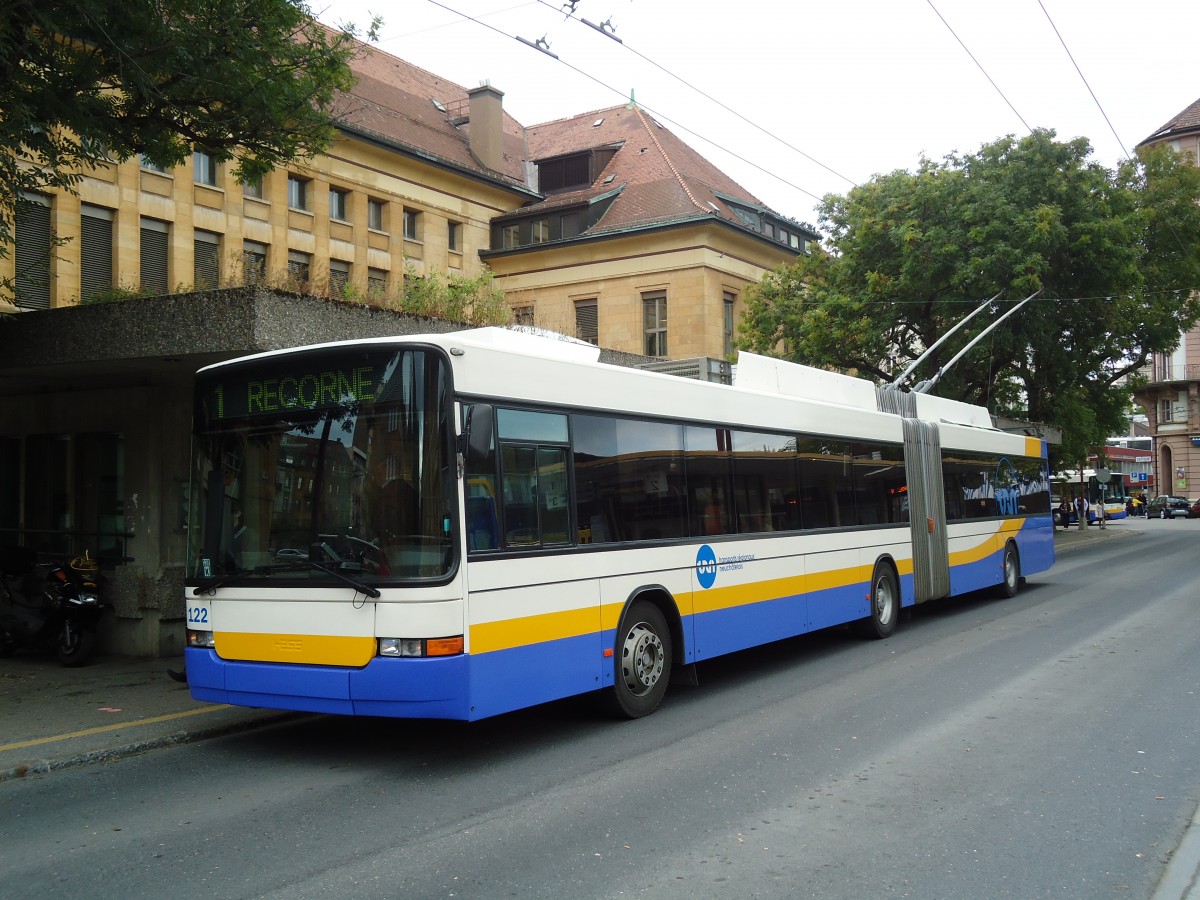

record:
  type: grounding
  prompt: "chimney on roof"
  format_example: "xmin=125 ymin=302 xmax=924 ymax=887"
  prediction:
xmin=467 ymin=83 xmax=504 ymax=172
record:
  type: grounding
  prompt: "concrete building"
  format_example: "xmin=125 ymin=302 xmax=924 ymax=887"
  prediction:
xmin=0 ymin=37 xmax=810 ymax=656
xmin=1132 ymin=97 xmax=1200 ymax=499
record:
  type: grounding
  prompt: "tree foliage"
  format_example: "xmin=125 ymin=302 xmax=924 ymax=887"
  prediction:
xmin=0 ymin=0 xmax=374 ymax=256
xmin=739 ymin=130 xmax=1200 ymax=469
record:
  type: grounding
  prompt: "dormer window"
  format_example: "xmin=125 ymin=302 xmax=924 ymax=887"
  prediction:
xmin=535 ymin=144 xmax=621 ymax=194
xmin=537 ymin=153 xmax=592 ymax=193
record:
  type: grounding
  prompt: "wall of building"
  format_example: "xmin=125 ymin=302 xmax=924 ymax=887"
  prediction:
xmin=487 ymin=221 xmax=791 ymax=359
xmin=1 ymin=134 xmax=527 ymax=309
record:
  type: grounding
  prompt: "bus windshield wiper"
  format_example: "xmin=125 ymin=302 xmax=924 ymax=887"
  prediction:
xmin=261 ymin=560 xmax=382 ymax=599
xmin=192 ymin=568 xmax=253 ymax=596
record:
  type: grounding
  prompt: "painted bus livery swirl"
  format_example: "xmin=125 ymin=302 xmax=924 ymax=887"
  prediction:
xmin=184 ymin=328 xmax=1054 ymax=720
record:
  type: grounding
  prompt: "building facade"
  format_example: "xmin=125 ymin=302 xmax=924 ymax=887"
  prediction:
xmin=0 ymin=38 xmax=809 ymax=656
xmin=1132 ymin=96 xmax=1200 ymax=499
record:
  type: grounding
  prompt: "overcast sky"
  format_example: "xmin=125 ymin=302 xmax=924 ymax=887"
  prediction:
xmin=319 ymin=0 xmax=1200 ymax=230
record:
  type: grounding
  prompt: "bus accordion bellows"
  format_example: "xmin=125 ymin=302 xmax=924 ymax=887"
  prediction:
xmin=183 ymin=327 xmax=1054 ymax=720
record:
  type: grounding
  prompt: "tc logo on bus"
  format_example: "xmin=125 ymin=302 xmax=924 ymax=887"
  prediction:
xmin=696 ymin=544 xmax=718 ymax=589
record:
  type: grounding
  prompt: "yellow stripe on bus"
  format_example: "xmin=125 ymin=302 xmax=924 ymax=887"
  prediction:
xmin=385 ymin=527 xmax=1027 ymax=658
xmin=948 ymin=519 xmax=1023 ymax=567
xmin=215 ymin=632 xmax=377 ymax=667
xmin=471 ymin=606 xmax=600 ymax=655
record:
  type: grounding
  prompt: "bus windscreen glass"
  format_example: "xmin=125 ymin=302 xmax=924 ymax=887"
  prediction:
xmin=186 ymin=346 xmax=453 ymax=586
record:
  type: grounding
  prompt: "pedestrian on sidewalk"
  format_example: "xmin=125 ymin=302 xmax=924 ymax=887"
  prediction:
xmin=1058 ymin=499 xmax=1072 ymax=531
xmin=1074 ymin=494 xmax=1088 ymax=531
xmin=1094 ymin=499 xmax=1106 ymax=529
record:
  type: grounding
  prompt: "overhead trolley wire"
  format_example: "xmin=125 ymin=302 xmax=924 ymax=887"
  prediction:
xmin=423 ymin=0 xmax=836 ymax=205
xmin=532 ymin=0 xmax=858 ymax=189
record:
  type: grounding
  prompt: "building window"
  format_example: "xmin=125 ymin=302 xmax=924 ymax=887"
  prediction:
xmin=448 ymin=220 xmax=461 ymax=252
xmin=140 ymin=218 xmax=169 ymax=296
xmin=723 ymin=291 xmax=736 ymax=358
xmin=79 ymin=204 xmax=114 ymax=302
xmin=530 ymin=219 xmax=550 ymax=244
xmin=514 ymin=306 xmax=534 ymax=327
xmin=287 ymin=250 xmax=311 ymax=288
xmin=500 ymin=223 xmax=519 ymax=249
xmin=561 ymin=212 xmax=581 ymax=239
xmin=643 ymin=290 xmax=667 ymax=357
xmin=242 ymin=176 xmax=264 ymax=199
xmin=140 ymin=155 xmax=166 ymax=173
xmin=287 ymin=175 xmax=309 ymax=211
xmin=575 ymin=299 xmax=598 ymax=345
xmin=367 ymin=266 xmax=388 ymax=297
xmin=329 ymin=187 xmax=349 ymax=222
xmin=329 ymin=259 xmax=350 ymax=295
xmin=537 ymin=153 xmax=592 ymax=193
xmin=194 ymin=230 xmax=221 ymax=290
xmin=368 ymin=198 xmax=385 ymax=231
xmin=1161 ymin=399 xmax=1176 ymax=424
xmin=14 ymin=193 xmax=52 ymax=309
xmin=243 ymin=241 xmax=268 ymax=284
xmin=403 ymin=208 xmax=420 ymax=241
xmin=193 ymin=151 xmax=218 ymax=186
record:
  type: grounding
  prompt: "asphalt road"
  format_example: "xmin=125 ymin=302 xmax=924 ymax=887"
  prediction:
xmin=2 ymin=520 xmax=1198 ymax=899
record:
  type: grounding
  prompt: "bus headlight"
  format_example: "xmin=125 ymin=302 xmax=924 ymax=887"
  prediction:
xmin=187 ymin=629 xmax=215 ymax=649
xmin=379 ymin=638 xmax=423 ymax=657
xmin=379 ymin=636 xmax=464 ymax=658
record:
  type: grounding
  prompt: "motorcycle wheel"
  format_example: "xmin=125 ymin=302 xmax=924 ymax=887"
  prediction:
xmin=57 ymin=625 xmax=96 ymax=667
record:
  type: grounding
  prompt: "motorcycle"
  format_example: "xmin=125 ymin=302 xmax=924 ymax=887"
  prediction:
xmin=0 ymin=546 xmax=107 ymax=667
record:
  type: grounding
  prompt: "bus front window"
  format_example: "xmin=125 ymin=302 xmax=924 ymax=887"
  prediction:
xmin=187 ymin=347 xmax=454 ymax=586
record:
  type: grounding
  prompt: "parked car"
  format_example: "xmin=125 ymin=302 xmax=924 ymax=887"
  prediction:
xmin=1190 ymin=498 xmax=1200 ymax=519
xmin=1146 ymin=495 xmax=1191 ymax=519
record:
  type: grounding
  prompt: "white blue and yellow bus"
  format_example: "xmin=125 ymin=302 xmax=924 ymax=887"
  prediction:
xmin=184 ymin=328 xmax=1054 ymax=720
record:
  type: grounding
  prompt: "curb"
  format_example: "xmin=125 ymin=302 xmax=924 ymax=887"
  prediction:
xmin=0 ymin=710 xmax=300 ymax=782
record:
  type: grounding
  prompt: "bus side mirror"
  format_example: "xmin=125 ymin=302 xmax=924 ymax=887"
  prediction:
xmin=464 ymin=404 xmax=494 ymax=466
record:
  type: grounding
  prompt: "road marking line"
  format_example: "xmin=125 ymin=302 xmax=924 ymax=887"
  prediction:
xmin=0 ymin=705 xmax=233 ymax=752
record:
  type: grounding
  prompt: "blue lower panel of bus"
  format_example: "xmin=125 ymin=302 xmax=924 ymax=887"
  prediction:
xmin=186 ymin=633 xmax=601 ymax=721
xmin=186 ymin=647 xmax=470 ymax=719
xmin=692 ymin=580 xmax=877 ymax=660
xmin=469 ymin=632 xmax=601 ymax=719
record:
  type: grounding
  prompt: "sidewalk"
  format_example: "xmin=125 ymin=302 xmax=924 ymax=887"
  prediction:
xmin=0 ymin=652 xmax=294 ymax=781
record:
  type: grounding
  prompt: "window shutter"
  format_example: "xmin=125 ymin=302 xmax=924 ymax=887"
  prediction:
xmin=194 ymin=230 xmax=220 ymax=290
xmin=80 ymin=205 xmax=114 ymax=301
xmin=140 ymin=218 xmax=169 ymax=295
xmin=15 ymin=194 xmax=52 ymax=309
xmin=575 ymin=300 xmax=598 ymax=345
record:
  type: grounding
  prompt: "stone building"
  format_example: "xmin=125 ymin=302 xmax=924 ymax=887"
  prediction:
xmin=1133 ymin=96 xmax=1200 ymax=498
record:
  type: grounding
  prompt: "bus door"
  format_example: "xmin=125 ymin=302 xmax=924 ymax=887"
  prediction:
xmin=903 ymin=418 xmax=950 ymax=602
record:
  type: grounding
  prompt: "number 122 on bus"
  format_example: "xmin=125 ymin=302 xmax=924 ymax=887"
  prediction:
xmin=183 ymin=328 xmax=1053 ymax=720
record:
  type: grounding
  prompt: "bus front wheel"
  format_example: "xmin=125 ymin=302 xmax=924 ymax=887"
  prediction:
xmin=860 ymin=564 xmax=899 ymax=640
xmin=607 ymin=600 xmax=673 ymax=719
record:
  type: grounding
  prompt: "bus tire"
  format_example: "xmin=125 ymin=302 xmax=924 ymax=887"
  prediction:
xmin=607 ymin=600 xmax=673 ymax=719
xmin=994 ymin=542 xmax=1020 ymax=599
xmin=859 ymin=563 xmax=899 ymax=640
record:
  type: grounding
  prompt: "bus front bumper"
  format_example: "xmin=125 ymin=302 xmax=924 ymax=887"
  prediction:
xmin=185 ymin=647 xmax=471 ymax=720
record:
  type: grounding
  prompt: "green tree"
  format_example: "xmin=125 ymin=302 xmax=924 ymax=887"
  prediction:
xmin=739 ymin=130 xmax=1200 ymax=469
xmin=0 ymin=0 xmax=375 ymax=266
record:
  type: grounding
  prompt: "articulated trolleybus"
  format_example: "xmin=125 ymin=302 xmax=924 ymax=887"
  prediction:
xmin=184 ymin=328 xmax=1054 ymax=720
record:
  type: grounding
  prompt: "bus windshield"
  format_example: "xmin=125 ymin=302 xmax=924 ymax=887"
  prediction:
xmin=186 ymin=345 xmax=454 ymax=587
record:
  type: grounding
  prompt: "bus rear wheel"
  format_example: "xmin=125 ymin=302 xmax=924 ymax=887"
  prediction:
xmin=859 ymin=563 xmax=899 ymax=640
xmin=994 ymin=542 xmax=1020 ymax=599
xmin=607 ymin=600 xmax=672 ymax=719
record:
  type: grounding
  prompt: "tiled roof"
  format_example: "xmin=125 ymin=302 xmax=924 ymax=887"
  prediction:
xmin=1140 ymin=96 xmax=1200 ymax=146
xmin=520 ymin=103 xmax=809 ymax=241
xmin=326 ymin=36 xmax=808 ymax=242
xmin=333 ymin=40 xmax=530 ymax=189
